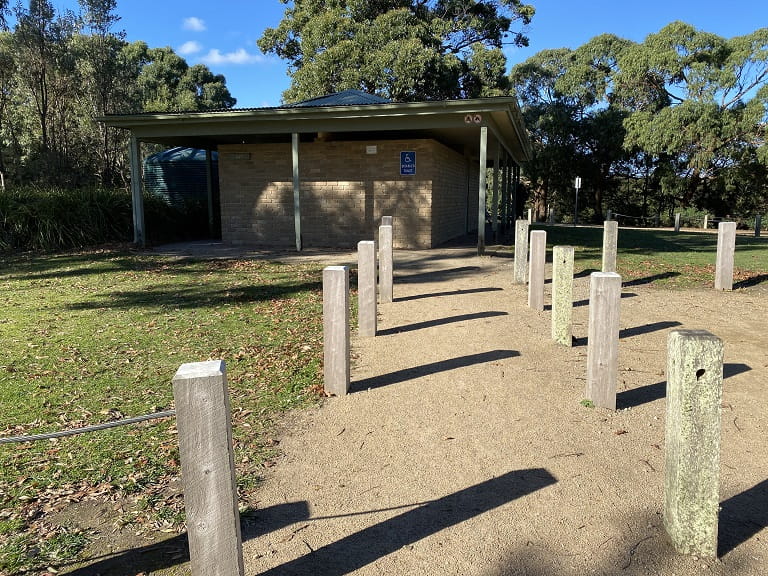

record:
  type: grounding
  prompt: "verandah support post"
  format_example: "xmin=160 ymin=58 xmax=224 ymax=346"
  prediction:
xmin=477 ymin=126 xmax=488 ymax=256
xmin=491 ymin=146 xmax=500 ymax=240
xmin=292 ymin=133 xmax=302 ymax=252
xmin=379 ymin=224 xmax=393 ymax=303
xmin=552 ymin=245 xmax=575 ymax=346
xmin=323 ymin=266 xmax=350 ymax=396
xmin=172 ymin=360 xmax=245 ymax=576
xmin=129 ymin=136 xmax=145 ymax=247
xmin=602 ymin=220 xmax=619 ymax=273
xmin=585 ymin=272 xmax=621 ymax=410
xmin=357 ymin=241 xmax=377 ymax=338
xmin=528 ymin=230 xmax=546 ymax=311
xmin=714 ymin=221 xmax=737 ymax=291
xmin=663 ymin=329 xmax=723 ymax=558
xmin=513 ymin=219 xmax=529 ymax=285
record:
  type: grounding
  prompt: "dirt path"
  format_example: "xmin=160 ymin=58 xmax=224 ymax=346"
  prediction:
xmin=240 ymin=246 xmax=767 ymax=575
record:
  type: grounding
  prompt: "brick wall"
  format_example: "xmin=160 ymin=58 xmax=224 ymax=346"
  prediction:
xmin=218 ymin=138 xmax=472 ymax=249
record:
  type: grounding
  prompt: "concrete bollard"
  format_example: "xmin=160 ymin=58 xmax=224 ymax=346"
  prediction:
xmin=323 ymin=266 xmax=350 ymax=396
xmin=714 ymin=221 xmax=737 ymax=291
xmin=756 ymin=214 xmax=762 ymax=238
xmin=602 ymin=220 xmax=619 ymax=273
xmin=379 ymin=224 xmax=393 ymax=303
xmin=528 ymin=230 xmax=547 ymax=311
xmin=172 ymin=360 xmax=245 ymax=576
xmin=357 ymin=241 xmax=377 ymax=338
xmin=527 ymin=208 xmax=533 ymax=224
xmin=664 ymin=329 xmax=724 ymax=557
xmin=552 ymin=246 xmax=575 ymax=346
xmin=674 ymin=213 xmax=681 ymax=232
xmin=513 ymin=220 xmax=529 ymax=285
xmin=585 ymin=272 xmax=621 ymax=410
xmin=703 ymin=215 xmax=709 ymax=229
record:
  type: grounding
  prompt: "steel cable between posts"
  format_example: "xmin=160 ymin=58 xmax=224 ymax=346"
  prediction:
xmin=610 ymin=212 xmax=656 ymax=225
xmin=0 ymin=410 xmax=176 ymax=444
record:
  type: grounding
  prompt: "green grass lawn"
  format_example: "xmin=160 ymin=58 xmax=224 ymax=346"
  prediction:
xmin=0 ymin=249 xmax=329 ymax=573
xmin=529 ymin=225 xmax=768 ymax=289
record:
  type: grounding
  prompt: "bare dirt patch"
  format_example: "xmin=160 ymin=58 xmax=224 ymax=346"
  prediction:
xmin=240 ymin=246 xmax=767 ymax=575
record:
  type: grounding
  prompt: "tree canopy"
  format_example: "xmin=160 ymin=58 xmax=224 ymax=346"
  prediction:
xmin=258 ymin=0 xmax=534 ymax=102
xmin=510 ymin=22 xmax=768 ymax=222
xmin=0 ymin=0 xmax=236 ymax=187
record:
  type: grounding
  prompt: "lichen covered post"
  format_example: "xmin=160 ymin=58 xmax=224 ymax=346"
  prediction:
xmin=528 ymin=230 xmax=546 ymax=311
xmin=323 ymin=266 xmax=350 ymax=396
xmin=552 ymin=246 xmax=574 ymax=346
xmin=357 ymin=241 xmax=377 ymax=338
xmin=585 ymin=272 xmax=621 ymax=409
xmin=379 ymin=224 xmax=393 ymax=303
xmin=172 ymin=360 xmax=244 ymax=576
xmin=664 ymin=329 xmax=723 ymax=557
xmin=602 ymin=220 xmax=618 ymax=273
xmin=513 ymin=219 xmax=529 ymax=285
xmin=714 ymin=221 xmax=737 ymax=291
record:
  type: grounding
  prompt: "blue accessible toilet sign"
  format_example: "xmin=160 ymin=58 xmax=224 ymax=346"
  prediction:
xmin=400 ymin=151 xmax=416 ymax=175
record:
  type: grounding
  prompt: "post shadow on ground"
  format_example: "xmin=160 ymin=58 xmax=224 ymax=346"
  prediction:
xmin=719 ymin=478 xmax=768 ymax=557
xmin=257 ymin=468 xmax=557 ymax=576
xmin=395 ymin=286 xmax=503 ymax=302
xmin=350 ymin=349 xmax=520 ymax=393
xmin=57 ymin=501 xmax=311 ymax=576
xmin=733 ymin=273 xmax=768 ymax=289
xmin=394 ymin=266 xmax=481 ymax=284
xmin=616 ymin=363 xmax=751 ymax=409
xmin=622 ymin=271 xmax=680 ymax=287
xmin=573 ymin=292 xmax=637 ymax=308
xmin=571 ymin=319 xmax=675 ymax=347
xmin=377 ymin=311 xmax=508 ymax=336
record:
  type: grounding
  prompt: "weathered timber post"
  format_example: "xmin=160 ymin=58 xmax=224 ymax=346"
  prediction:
xmin=323 ymin=266 xmax=350 ymax=396
xmin=606 ymin=209 xmax=612 ymax=221
xmin=172 ymin=360 xmax=244 ymax=576
xmin=381 ymin=215 xmax=393 ymax=227
xmin=357 ymin=241 xmax=377 ymax=338
xmin=528 ymin=230 xmax=546 ymax=311
xmin=755 ymin=214 xmax=762 ymax=238
xmin=552 ymin=246 xmax=575 ymax=346
xmin=527 ymin=208 xmax=533 ymax=224
xmin=703 ymin=215 xmax=709 ymax=229
xmin=379 ymin=224 xmax=393 ymax=303
xmin=513 ymin=219 xmax=529 ymax=285
xmin=714 ymin=221 xmax=737 ymax=291
xmin=674 ymin=213 xmax=681 ymax=232
xmin=585 ymin=272 xmax=622 ymax=410
xmin=602 ymin=220 xmax=619 ymax=273
xmin=664 ymin=329 xmax=723 ymax=558
xmin=548 ymin=208 xmax=555 ymax=224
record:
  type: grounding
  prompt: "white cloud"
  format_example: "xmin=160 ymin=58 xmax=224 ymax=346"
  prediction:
xmin=183 ymin=17 xmax=206 ymax=32
xmin=201 ymin=48 xmax=265 ymax=65
xmin=178 ymin=41 xmax=203 ymax=56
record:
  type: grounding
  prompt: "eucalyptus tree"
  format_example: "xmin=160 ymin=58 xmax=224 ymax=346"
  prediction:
xmin=258 ymin=0 xmax=535 ymax=102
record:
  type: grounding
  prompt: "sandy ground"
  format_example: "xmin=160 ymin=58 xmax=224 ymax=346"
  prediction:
xmin=238 ymin=245 xmax=768 ymax=576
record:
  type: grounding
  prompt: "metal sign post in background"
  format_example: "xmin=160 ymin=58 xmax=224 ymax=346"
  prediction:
xmin=574 ymin=176 xmax=582 ymax=226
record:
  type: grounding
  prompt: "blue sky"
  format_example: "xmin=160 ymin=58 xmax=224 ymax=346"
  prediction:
xmin=44 ymin=0 xmax=768 ymax=108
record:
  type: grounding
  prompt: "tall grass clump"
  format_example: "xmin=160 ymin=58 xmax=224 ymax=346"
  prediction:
xmin=0 ymin=186 xmax=133 ymax=252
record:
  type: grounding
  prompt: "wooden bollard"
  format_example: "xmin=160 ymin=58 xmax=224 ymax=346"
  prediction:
xmin=674 ymin=213 xmax=681 ymax=232
xmin=602 ymin=220 xmax=618 ymax=273
xmin=664 ymin=330 xmax=723 ymax=557
xmin=357 ymin=241 xmax=377 ymax=338
xmin=323 ymin=266 xmax=350 ymax=396
xmin=172 ymin=360 xmax=244 ymax=576
xmin=714 ymin=221 xmax=736 ymax=291
xmin=703 ymin=214 xmax=709 ymax=229
xmin=381 ymin=215 xmax=393 ymax=227
xmin=527 ymin=208 xmax=532 ymax=224
xmin=551 ymin=246 xmax=574 ymax=346
xmin=585 ymin=272 xmax=621 ymax=409
xmin=379 ymin=224 xmax=393 ymax=303
xmin=528 ymin=230 xmax=546 ymax=311
xmin=756 ymin=214 xmax=762 ymax=237
xmin=513 ymin=220 xmax=529 ymax=285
